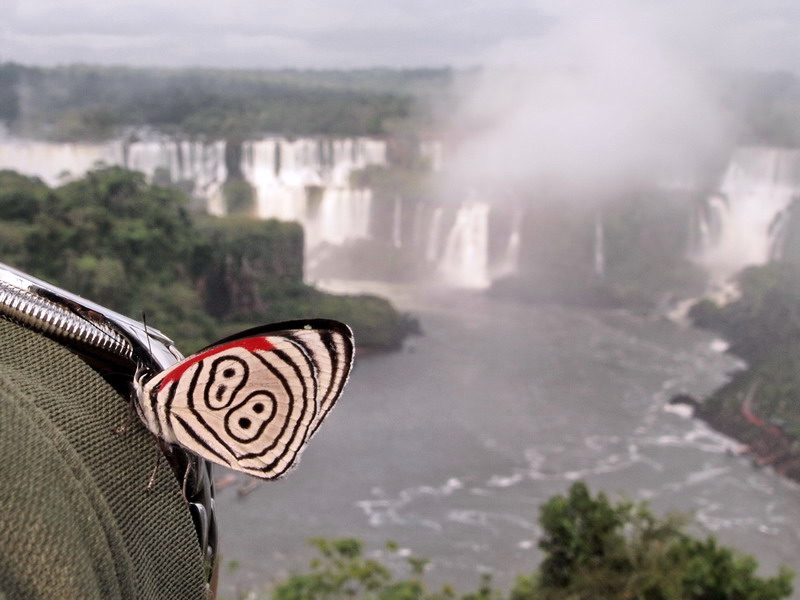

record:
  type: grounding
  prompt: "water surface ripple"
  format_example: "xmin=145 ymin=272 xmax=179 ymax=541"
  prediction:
xmin=217 ymin=286 xmax=800 ymax=596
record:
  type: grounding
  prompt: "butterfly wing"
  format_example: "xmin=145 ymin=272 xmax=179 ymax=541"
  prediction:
xmin=137 ymin=319 xmax=354 ymax=480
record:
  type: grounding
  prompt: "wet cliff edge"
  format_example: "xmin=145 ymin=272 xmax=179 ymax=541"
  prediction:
xmin=671 ymin=371 xmax=800 ymax=484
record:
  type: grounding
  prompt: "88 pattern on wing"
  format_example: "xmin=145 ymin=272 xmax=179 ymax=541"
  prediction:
xmin=133 ymin=319 xmax=354 ymax=479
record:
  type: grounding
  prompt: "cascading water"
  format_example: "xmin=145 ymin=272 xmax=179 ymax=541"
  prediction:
xmin=0 ymin=139 xmax=123 ymax=185
xmin=0 ymin=134 xmax=507 ymax=290
xmin=696 ymin=147 xmax=800 ymax=281
xmin=240 ymin=136 xmax=386 ymax=248
xmin=411 ymin=202 xmax=425 ymax=247
xmin=0 ymin=135 xmax=227 ymax=211
xmin=241 ymin=139 xmax=310 ymax=222
xmin=492 ymin=208 xmax=522 ymax=280
xmin=768 ymin=208 xmax=791 ymax=262
xmin=419 ymin=140 xmax=444 ymax=172
xmin=308 ymin=188 xmax=372 ymax=247
xmin=426 ymin=207 xmax=444 ymax=263
xmin=440 ymin=199 xmax=491 ymax=289
xmin=594 ymin=213 xmax=605 ymax=277
xmin=392 ymin=196 xmax=403 ymax=248
xmin=125 ymin=137 xmax=227 ymax=213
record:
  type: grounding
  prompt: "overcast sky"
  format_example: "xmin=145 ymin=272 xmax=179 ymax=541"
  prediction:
xmin=1 ymin=0 xmax=799 ymax=72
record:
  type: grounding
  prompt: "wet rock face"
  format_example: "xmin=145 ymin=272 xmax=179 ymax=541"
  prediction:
xmin=669 ymin=393 xmax=700 ymax=409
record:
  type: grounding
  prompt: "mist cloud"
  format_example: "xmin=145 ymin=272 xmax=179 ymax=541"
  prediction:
xmin=2 ymin=0 xmax=798 ymax=71
xmin=444 ymin=0 xmax=731 ymax=199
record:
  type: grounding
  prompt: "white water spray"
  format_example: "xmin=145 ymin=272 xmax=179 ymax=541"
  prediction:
xmin=426 ymin=207 xmax=444 ymax=263
xmin=440 ymin=199 xmax=490 ymax=289
xmin=392 ymin=196 xmax=403 ymax=249
xmin=594 ymin=213 xmax=605 ymax=277
xmin=240 ymin=136 xmax=386 ymax=249
xmin=696 ymin=147 xmax=800 ymax=281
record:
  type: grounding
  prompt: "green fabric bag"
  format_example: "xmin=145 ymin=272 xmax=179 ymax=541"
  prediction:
xmin=0 ymin=319 xmax=208 ymax=600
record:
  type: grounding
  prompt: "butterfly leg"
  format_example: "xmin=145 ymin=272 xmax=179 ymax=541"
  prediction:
xmin=181 ymin=458 xmax=195 ymax=500
xmin=146 ymin=450 xmax=163 ymax=491
xmin=237 ymin=479 xmax=261 ymax=497
xmin=213 ymin=474 xmax=238 ymax=490
xmin=114 ymin=402 xmax=139 ymax=434
xmin=114 ymin=421 xmax=133 ymax=434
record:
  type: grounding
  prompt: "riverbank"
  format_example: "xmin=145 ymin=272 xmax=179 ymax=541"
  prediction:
xmin=688 ymin=368 xmax=800 ymax=484
xmin=216 ymin=285 xmax=800 ymax=598
xmin=0 ymin=169 xmax=420 ymax=353
xmin=682 ymin=263 xmax=800 ymax=486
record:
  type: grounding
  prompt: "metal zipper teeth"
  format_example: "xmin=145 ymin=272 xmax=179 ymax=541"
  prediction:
xmin=0 ymin=281 xmax=132 ymax=361
xmin=0 ymin=279 xmax=216 ymax=582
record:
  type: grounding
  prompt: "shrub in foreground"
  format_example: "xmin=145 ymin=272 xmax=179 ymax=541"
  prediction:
xmin=241 ymin=482 xmax=793 ymax=600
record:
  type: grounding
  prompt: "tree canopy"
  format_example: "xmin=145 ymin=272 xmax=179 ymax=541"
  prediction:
xmin=690 ymin=262 xmax=800 ymax=444
xmin=0 ymin=167 xmax=416 ymax=351
xmin=247 ymin=482 xmax=793 ymax=600
xmin=0 ymin=63 xmax=441 ymax=140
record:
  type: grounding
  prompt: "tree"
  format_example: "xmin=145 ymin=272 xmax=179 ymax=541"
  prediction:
xmin=536 ymin=482 xmax=632 ymax=591
xmin=523 ymin=482 xmax=793 ymax=600
xmin=270 ymin=539 xmax=432 ymax=600
xmin=690 ymin=263 xmax=800 ymax=363
xmin=9 ymin=166 xmax=216 ymax=350
xmin=238 ymin=483 xmax=793 ymax=600
xmin=0 ymin=166 xmax=415 ymax=351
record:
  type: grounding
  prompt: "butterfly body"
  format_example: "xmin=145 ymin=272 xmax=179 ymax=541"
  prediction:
xmin=133 ymin=319 xmax=354 ymax=480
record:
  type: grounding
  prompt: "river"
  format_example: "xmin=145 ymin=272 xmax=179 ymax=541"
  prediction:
xmin=215 ymin=283 xmax=800 ymax=598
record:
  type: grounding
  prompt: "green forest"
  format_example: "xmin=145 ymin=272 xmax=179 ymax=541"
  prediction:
xmin=1 ymin=63 xmax=800 ymax=146
xmin=0 ymin=63 xmax=451 ymax=140
xmin=237 ymin=482 xmax=793 ymax=600
xmin=0 ymin=167 xmax=417 ymax=353
xmin=2 ymin=61 xmax=800 ymax=599
xmin=690 ymin=263 xmax=800 ymax=465
xmin=688 ymin=177 xmax=800 ymax=447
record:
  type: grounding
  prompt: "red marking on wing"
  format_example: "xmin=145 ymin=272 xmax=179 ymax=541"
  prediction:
xmin=159 ymin=336 xmax=275 ymax=390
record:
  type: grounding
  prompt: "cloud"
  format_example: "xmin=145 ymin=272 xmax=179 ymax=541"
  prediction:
xmin=443 ymin=0 xmax=732 ymax=198
xmin=1 ymin=1 xmax=798 ymax=71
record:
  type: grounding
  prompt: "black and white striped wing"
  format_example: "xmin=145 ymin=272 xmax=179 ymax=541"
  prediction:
xmin=137 ymin=319 xmax=354 ymax=480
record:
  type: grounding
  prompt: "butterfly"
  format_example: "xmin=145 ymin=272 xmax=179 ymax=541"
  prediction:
xmin=133 ymin=319 xmax=354 ymax=480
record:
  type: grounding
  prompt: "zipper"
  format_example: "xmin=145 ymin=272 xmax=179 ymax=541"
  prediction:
xmin=0 ymin=262 xmax=217 ymax=590
xmin=0 ymin=279 xmax=132 ymax=362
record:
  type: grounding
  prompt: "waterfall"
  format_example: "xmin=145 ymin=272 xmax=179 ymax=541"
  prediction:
xmin=419 ymin=140 xmax=444 ymax=172
xmin=0 ymin=133 xmax=389 ymax=259
xmin=440 ymin=200 xmax=490 ymax=289
xmin=426 ymin=207 xmax=444 ymax=262
xmin=493 ymin=208 xmax=522 ymax=279
xmin=695 ymin=194 xmax=728 ymax=255
xmin=769 ymin=208 xmax=791 ymax=262
xmin=392 ymin=196 xmax=402 ymax=248
xmin=594 ymin=213 xmax=605 ymax=277
xmin=125 ymin=138 xmax=227 ymax=213
xmin=241 ymin=136 xmax=386 ymax=250
xmin=0 ymin=136 xmax=227 ymax=211
xmin=412 ymin=202 xmax=425 ymax=246
xmin=242 ymin=139 xmax=309 ymax=221
xmin=0 ymin=139 xmax=123 ymax=185
xmin=308 ymin=187 xmax=372 ymax=247
xmin=329 ymin=138 xmax=387 ymax=184
xmin=241 ymin=136 xmax=385 ymax=188
xmin=696 ymin=147 xmax=800 ymax=280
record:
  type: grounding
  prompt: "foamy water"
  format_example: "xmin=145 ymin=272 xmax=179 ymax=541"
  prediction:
xmin=216 ymin=286 xmax=800 ymax=598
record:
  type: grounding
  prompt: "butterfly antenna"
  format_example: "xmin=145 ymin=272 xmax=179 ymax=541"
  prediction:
xmin=132 ymin=311 xmax=157 ymax=386
xmin=114 ymin=405 xmax=139 ymax=435
xmin=141 ymin=311 xmax=153 ymax=356
xmin=146 ymin=449 xmax=163 ymax=491
xmin=182 ymin=458 xmax=195 ymax=500
xmin=237 ymin=479 xmax=261 ymax=498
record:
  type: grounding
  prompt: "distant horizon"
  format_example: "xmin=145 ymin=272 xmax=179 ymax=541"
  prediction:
xmin=0 ymin=59 xmax=459 ymax=73
xmin=2 ymin=59 xmax=797 ymax=79
xmin=3 ymin=1 xmax=800 ymax=75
